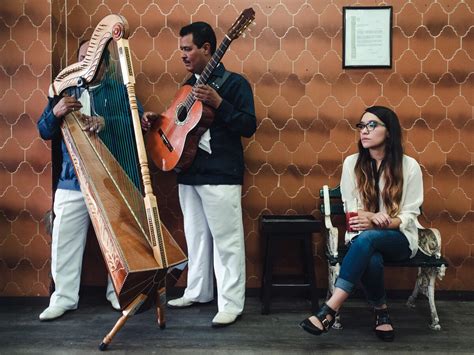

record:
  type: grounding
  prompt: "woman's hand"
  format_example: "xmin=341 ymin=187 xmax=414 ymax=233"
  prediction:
xmin=370 ymin=212 xmax=392 ymax=229
xmin=348 ymin=211 xmax=395 ymax=231
xmin=348 ymin=214 xmax=374 ymax=232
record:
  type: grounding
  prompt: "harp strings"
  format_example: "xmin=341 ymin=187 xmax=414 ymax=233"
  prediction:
xmin=79 ymin=41 xmax=149 ymax=232
xmin=96 ymin=43 xmax=141 ymax=189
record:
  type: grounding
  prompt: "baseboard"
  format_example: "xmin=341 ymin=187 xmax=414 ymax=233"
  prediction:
xmin=2 ymin=287 xmax=473 ymax=305
xmin=169 ymin=287 xmax=474 ymax=301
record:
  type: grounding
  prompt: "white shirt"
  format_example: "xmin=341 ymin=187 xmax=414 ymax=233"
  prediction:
xmin=340 ymin=153 xmax=423 ymax=258
xmin=78 ymin=89 xmax=91 ymax=115
xmin=77 ymin=84 xmax=101 ymax=116
xmin=194 ymin=73 xmax=212 ymax=154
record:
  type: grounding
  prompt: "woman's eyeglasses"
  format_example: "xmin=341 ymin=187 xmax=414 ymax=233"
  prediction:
xmin=355 ymin=120 xmax=386 ymax=132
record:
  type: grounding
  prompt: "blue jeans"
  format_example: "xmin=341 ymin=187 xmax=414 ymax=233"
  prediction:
xmin=335 ymin=229 xmax=411 ymax=306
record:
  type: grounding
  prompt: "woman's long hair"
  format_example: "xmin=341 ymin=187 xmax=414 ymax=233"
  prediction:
xmin=355 ymin=106 xmax=404 ymax=216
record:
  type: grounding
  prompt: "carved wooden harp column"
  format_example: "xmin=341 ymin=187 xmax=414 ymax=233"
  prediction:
xmin=51 ymin=14 xmax=186 ymax=350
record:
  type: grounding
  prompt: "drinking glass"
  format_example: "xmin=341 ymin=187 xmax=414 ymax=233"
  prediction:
xmin=344 ymin=198 xmax=358 ymax=233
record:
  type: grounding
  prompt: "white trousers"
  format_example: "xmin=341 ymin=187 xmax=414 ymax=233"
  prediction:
xmin=179 ymin=184 xmax=246 ymax=315
xmin=49 ymin=189 xmax=117 ymax=310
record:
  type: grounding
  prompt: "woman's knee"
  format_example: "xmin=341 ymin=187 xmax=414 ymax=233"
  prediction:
xmin=351 ymin=231 xmax=376 ymax=248
xmin=353 ymin=230 xmax=386 ymax=246
xmin=359 ymin=229 xmax=386 ymax=239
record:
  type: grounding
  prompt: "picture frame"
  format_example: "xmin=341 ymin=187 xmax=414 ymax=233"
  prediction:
xmin=342 ymin=6 xmax=393 ymax=69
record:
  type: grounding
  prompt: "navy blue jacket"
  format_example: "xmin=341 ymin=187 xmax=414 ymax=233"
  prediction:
xmin=37 ymin=82 xmax=144 ymax=191
xmin=177 ymin=65 xmax=257 ymax=185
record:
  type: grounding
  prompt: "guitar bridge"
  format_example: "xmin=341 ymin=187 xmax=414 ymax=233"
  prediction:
xmin=158 ymin=128 xmax=173 ymax=152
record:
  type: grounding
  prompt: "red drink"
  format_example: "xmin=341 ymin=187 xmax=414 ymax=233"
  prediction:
xmin=345 ymin=211 xmax=358 ymax=232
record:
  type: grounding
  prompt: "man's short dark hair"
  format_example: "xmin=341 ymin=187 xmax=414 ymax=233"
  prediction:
xmin=180 ymin=22 xmax=216 ymax=55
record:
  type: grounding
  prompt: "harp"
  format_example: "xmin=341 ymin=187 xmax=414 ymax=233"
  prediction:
xmin=51 ymin=14 xmax=186 ymax=349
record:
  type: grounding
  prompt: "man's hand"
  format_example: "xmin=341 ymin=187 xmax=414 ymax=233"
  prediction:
xmin=192 ymin=84 xmax=222 ymax=109
xmin=81 ymin=115 xmax=105 ymax=134
xmin=141 ymin=111 xmax=161 ymax=131
xmin=52 ymin=95 xmax=82 ymax=118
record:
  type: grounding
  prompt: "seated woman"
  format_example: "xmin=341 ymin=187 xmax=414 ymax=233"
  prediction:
xmin=300 ymin=106 xmax=423 ymax=342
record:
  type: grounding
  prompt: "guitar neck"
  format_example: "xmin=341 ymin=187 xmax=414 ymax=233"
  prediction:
xmin=183 ymin=36 xmax=232 ymax=110
xmin=179 ymin=7 xmax=254 ymax=111
xmin=196 ymin=35 xmax=232 ymax=86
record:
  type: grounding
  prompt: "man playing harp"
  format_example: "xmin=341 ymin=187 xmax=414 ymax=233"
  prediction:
xmin=37 ymin=39 xmax=144 ymax=321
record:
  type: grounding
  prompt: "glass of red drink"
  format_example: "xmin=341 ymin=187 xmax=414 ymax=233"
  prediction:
xmin=344 ymin=198 xmax=358 ymax=232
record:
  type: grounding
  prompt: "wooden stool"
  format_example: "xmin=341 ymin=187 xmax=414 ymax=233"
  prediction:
xmin=260 ymin=215 xmax=321 ymax=315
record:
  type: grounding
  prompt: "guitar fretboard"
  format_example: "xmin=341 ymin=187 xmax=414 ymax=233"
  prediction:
xmin=183 ymin=35 xmax=232 ymax=111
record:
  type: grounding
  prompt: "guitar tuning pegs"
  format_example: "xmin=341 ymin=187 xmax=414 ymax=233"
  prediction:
xmin=242 ymin=33 xmax=246 ymax=38
xmin=252 ymin=22 xmax=256 ymax=26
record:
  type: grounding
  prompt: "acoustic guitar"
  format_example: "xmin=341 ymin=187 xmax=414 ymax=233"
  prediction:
xmin=146 ymin=8 xmax=255 ymax=172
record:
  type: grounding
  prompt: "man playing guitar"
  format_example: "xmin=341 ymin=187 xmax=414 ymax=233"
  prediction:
xmin=142 ymin=21 xmax=256 ymax=327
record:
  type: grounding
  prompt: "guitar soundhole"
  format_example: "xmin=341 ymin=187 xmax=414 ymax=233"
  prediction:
xmin=176 ymin=105 xmax=188 ymax=124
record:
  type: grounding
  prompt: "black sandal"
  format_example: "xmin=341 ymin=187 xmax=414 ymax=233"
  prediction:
xmin=374 ymin=308 xmax=395 ymax=342
xmin=299 ymin=303 xmax=337 ymax=336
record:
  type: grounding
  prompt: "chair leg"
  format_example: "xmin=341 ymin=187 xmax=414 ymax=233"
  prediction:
xmin=303 ymin=236 xmax=319 ymax=313
xmin=327 ymin=262 xmax=342 ymax=330
xmin=424 ymin=267 xmax=441 ymax=330
xmin=261 ymin=236 xmax=273 ymax=315
xmin=408 ymin=267 xmax=441 ymax=330
xmin=406 ymin=267 xmax=421 ymax=309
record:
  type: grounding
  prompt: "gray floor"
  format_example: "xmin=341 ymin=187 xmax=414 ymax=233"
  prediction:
xmin=0 ymin=294 xmax=473 ymax=354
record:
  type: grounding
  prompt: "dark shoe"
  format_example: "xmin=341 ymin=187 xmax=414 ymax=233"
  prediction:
xmin=374 ymin=308 xmax=395 ymax=342
xmin=299 ymin=303 xmax=337 ymax=336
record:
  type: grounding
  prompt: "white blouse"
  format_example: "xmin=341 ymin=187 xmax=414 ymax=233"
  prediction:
xmin=340 ymin=154 xmax=423 ymax=258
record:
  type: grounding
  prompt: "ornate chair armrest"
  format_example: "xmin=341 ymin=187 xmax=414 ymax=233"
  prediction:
xmin=325 ymin=222 xmax=339 ymax=258
xmin=323 ymin=185 xmax=339 ymax=258
xmin=417 ymin=226 xmax=442 ymax=258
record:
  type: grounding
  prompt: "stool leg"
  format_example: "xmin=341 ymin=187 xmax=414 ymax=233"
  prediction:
xmin=301 ymin=237 xmax=309 ymax=285
xmin=304 ymin=235 xmax=319 ymax=313
xmin=260 ymin=233 xmax=268 ymax=297
xmin=261 ymin=235 xmax=274 ymax=315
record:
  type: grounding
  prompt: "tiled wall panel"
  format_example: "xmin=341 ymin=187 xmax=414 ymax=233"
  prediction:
xmin=0 ymin=0 xmax=53 ymax=296
xmin=0 ymin=1 xmax=472 ymax=296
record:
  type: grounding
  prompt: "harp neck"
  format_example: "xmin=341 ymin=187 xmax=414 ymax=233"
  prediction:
xmin=52 ymin=14 xmax=129 ymax=96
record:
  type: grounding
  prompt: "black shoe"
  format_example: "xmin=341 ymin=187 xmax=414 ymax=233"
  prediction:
xmin=299 ymin=303 xmax=337 ymax=336
xmin=374 ymin=308 xmax=395 ymax=342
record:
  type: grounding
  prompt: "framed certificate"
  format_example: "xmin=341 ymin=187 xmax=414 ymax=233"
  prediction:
xmin=342 ymin=6 xmax=393 ymax=69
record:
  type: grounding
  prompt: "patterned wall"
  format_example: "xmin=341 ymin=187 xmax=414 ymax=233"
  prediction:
xmin=0 ymin=0 xmax=54 ymax=296
xmin=0 ymin=0 xmax=472 ymax=296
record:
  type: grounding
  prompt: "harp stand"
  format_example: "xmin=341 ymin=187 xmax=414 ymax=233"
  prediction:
xmin=99 ymin=283 xmax=167 ymax=351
